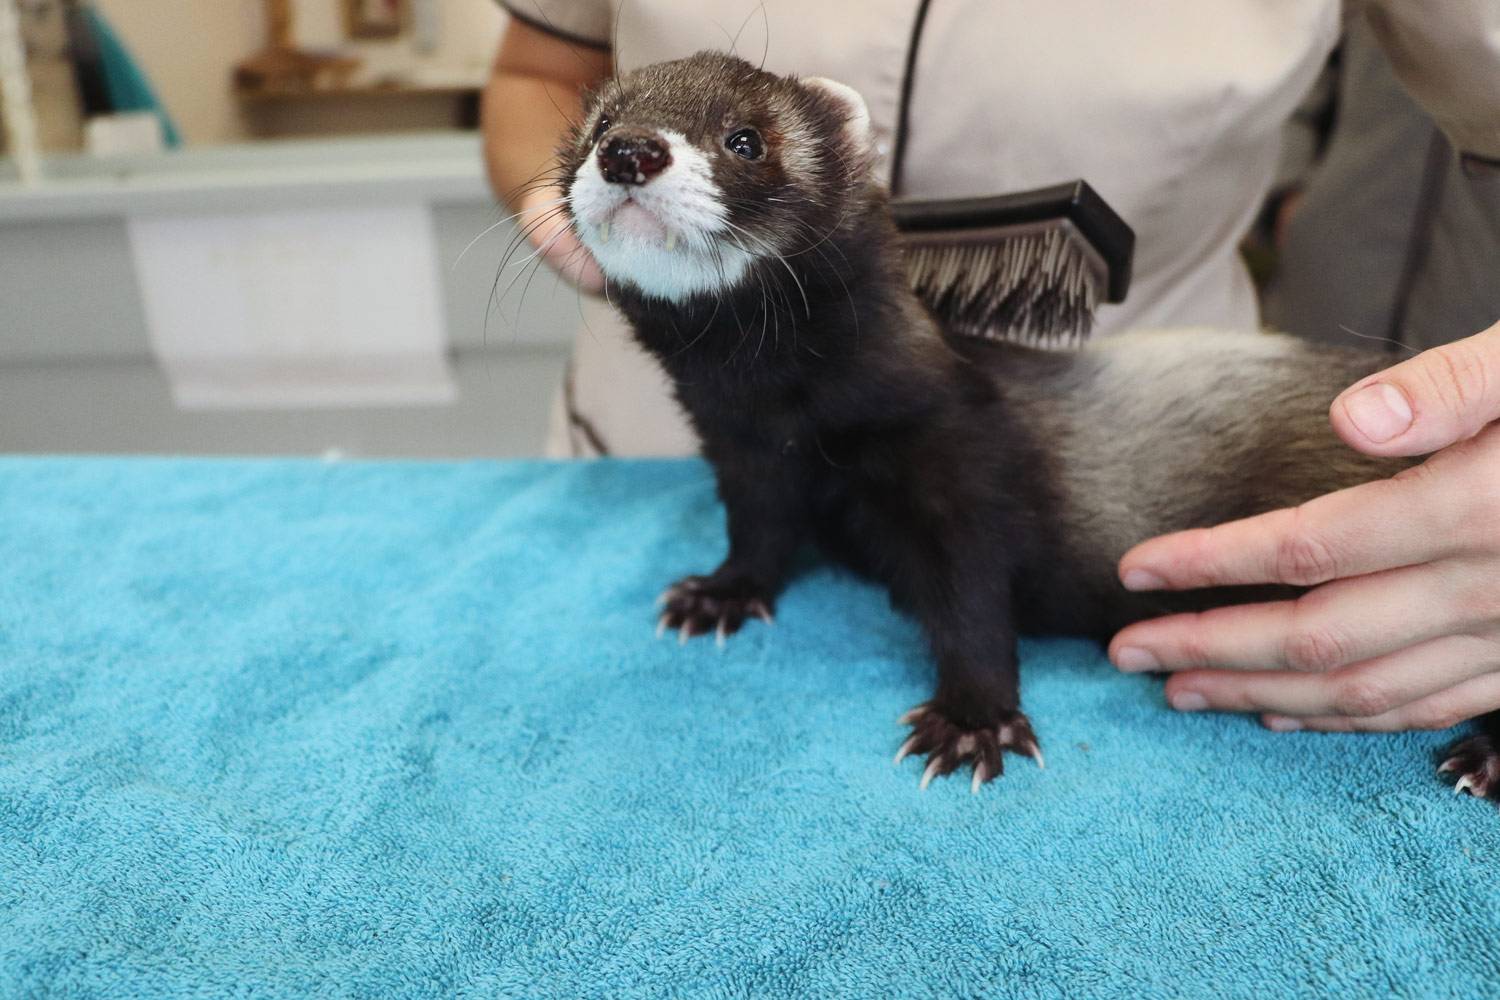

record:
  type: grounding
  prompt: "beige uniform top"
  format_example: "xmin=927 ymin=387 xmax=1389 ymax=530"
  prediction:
xmin=500 ymin=0 xmax=1500 ymax=456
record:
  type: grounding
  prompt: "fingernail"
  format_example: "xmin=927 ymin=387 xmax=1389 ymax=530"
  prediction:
xmin=1264 ymin=716 xmax=1303 ymax=732
xmin=1122 ymin=568 xmax=1166 ymax=591
xmin=1341 ymin=383 xmax=1413 ymax=443
xmin=1170 ymin=691 xmax=1208 ymax=712
xmin=1114 ymin=646 xmax=1160 ymax=671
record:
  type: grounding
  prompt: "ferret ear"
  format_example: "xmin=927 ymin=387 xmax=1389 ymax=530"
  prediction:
xmin=802 ymin=76 xmax=873 ymax=153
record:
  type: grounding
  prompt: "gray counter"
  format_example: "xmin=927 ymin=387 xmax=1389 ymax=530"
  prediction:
xmin=0 ymin=133 xmax=578 ymax=457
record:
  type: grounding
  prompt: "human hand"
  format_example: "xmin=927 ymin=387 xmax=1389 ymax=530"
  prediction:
xmin=515 ymin=186 xmax=605 ymax=294
xmin=1108 ymin=320 xmax=1500 ymax=732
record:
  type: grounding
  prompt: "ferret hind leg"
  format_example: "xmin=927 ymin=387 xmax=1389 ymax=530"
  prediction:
xmin=1438 ymin=712 xmax=1500 ymax=802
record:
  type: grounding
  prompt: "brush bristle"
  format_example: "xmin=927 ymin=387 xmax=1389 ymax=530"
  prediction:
xmin=903 ymin=227 xmax=1102 ymax=349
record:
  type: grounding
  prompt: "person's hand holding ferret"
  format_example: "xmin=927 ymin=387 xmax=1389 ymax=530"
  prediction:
xmin=1109 ymin=319 xmax=1500 ymax=733
xmin=517 ymin=186 xmax=606 ymax=295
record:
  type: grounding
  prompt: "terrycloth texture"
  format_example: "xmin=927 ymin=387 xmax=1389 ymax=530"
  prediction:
xmin=2 ymin=457 xmax=1497 ymax=999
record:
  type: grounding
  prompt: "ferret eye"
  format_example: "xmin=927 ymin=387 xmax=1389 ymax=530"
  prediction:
xmin=725 ymin=128 xmax=764 ymax=160
xmin=590 ymin=115 xmax=611 ymax=144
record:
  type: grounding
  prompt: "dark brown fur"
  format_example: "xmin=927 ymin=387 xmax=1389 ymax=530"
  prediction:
xmin=560 ymin=53 xmax=1443 ymax=788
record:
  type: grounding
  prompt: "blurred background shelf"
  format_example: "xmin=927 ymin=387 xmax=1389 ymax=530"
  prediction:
xmin=235 ymin=82 xmax=482 ymax=137
xmin=0 ymin=1 xmax=584 ymax=458
xmin=1 ymin=133 xmax=578 ymax=458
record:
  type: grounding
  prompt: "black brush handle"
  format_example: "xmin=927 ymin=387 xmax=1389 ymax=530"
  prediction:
xmin=891 ymin=180 xmax=1136 ymax=303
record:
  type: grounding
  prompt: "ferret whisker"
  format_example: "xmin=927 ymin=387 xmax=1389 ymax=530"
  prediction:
xmin=664 ymin=267 xmax=727 ymax=359
xmin=721 ymin=195 xmax=855 ymax=264
xmin=486 ymin=211 xmax=564 ymax=346
xmin=1338 ymin=324 xmax=1419 ymax=356
xmin=806 ymin=240 xmax=860 ymax=344
xmin=707 ymin=245 xmax=753 ymax=366
xmin=727 ymin=2 xmax=760 ymax=60
xmin=500 ymin=209 xmax=573 ymax=270
xmin=494 ymin=207 xmax=563 ymax=274
xmin=453 ymin=198 xmax=568 ymax=270
xmin=506 ymin=227 xmax=568 ymax=333
xmin=523 ymin=3 xmax=605 ymax=77
xmin=501 ymin=168 xmax=570 ymax=206
xmin=496 ymin=217 xmax=572 ymax=319
xmin=756 ymin=1 xmax=770 ymax=71
xmin=721 ymin=219 xmax=811 ymax=319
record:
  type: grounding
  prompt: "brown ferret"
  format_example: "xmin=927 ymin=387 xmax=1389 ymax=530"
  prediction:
xmin=552 ymin=50 xmax=1496 ymax=796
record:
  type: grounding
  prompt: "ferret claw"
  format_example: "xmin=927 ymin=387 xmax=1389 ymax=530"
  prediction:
xmin=896 ymin=703 xmax=1042 ymax=792
xmin=893 ymin=735 xmax=919 ymax=765
xmin=1436 ymin=732 xmax=1500 ymax=803
xmin=654 ymin=575 xmax=775 ymax=646
xmin=1023 ymin=741 xmax=1046 ymax=770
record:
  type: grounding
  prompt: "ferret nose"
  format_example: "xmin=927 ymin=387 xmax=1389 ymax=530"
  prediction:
xmin=598 ymin=132 xmax=672 ymax=185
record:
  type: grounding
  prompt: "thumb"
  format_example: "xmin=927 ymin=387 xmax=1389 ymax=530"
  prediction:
xmin=1330 ymin=321 xmax=1500 ymax=457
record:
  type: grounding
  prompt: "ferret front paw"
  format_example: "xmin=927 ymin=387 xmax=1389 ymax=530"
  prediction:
xmin=655 ymin=574 xmax=774 ymax=646
xmin=1438 ymin=734 xmax=1500 ymax=801
xmin=894 ymin=703 xmax=1043 ymax=793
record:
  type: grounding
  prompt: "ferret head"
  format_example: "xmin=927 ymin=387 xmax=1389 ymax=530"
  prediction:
xmin=561 ymin=51 xmax=876 ymax=303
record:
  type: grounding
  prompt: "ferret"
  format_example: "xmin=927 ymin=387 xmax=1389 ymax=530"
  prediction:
xmin=557 ymin=51 xmax=1500 ymax=796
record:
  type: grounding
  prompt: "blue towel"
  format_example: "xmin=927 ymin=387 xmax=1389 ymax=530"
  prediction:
xmin=2 ymin=456 xmax=1496 ymax=998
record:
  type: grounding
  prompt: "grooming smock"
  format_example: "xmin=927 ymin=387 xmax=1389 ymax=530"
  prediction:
xmin=497 ymin=0 xmax=1500 ymax=456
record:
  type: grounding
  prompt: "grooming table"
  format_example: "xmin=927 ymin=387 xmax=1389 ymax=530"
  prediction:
xmin=2 ymin=458 xmax=1496 ymax=997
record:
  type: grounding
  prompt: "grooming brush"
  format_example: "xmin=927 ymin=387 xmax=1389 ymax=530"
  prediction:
xmin=892 ymin=180 xmax=1135 ymax=348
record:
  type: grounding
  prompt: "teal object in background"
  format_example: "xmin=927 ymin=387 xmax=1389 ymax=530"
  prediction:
xmin=82 ymin=5 xmax=181 ymax=148
xmin=1 ymin=457 xmax=1497 ymax=997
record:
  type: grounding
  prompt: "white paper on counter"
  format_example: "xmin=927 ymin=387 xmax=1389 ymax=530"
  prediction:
xmin=128 ymin=204 xmax=456 ymax=409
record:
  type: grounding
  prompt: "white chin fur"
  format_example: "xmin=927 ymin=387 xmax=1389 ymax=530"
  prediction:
xmin=568 ymin=129 xmax=752 ymax=302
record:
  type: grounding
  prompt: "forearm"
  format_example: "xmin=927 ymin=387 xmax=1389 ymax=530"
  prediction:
xmin=479 ymin=19 xmax=610 ymax=211
xmin=1359 ymin=0 xmax=1500 ymax=160
xmin=481 ymin=71 xmax=582 ymax=210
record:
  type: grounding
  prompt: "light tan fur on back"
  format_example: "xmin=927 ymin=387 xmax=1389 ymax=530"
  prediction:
xmin=1002 ymin=329 xmax=1410 ymax=575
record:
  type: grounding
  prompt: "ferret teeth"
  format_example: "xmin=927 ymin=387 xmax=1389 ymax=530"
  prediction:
xmin=598 ymin=220 xmax=610 ymax=243
xmin=664 ymin=231 xmax=678 ymax=252
xmin=1455 ymin=774 xmax=1476 ymax=796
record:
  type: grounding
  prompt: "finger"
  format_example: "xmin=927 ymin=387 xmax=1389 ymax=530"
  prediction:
xmin=1260 ymin=669 xmax=1500 ymax=733
xmin=1111 ymin=562 xmax=1466 ymax=673
xmin=1164 ymin=633 xmax=1500 ymax=718
xmin=546 ymin=234 xmax=606 ymax=293
xmin=1331 ymin=320 xmax=1500 ymax=457
xmin=1118 ymin=470 xmax=1462 ymax=591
